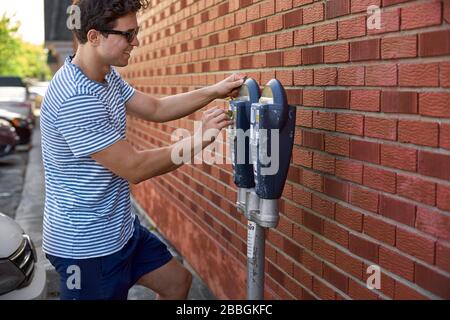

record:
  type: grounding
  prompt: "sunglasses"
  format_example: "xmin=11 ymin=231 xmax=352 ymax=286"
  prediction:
xmin=98 ymin=27 xmax=140 ymax=43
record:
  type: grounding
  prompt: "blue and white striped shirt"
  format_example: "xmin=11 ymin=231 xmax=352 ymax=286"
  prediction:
xmin=41 ymin=56 xmax=136 ymax=259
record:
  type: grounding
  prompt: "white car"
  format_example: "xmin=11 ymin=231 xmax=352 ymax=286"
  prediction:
xmin=0 ymin=213 xmax=47 ymax=300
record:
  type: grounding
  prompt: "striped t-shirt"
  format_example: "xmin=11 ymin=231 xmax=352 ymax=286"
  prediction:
xmin=40 ymin=56 xmax=136 ymax=259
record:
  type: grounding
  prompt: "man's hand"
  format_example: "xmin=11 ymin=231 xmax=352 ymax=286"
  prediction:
xmin=196 ymin=107 xmax=233 ymax=147
xmin=212 ymin=73 xmax=247 ymax=99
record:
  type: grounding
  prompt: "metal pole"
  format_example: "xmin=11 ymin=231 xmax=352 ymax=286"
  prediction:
xmin=247 ymin=220 xmax=265 ymax=300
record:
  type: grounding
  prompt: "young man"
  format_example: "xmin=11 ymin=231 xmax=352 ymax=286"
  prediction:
xmin=41 ymin=0 xmax=245 ymax=300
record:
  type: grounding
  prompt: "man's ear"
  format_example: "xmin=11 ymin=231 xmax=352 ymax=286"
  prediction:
xmin=86 ymin=29 xmax=101 ymax=46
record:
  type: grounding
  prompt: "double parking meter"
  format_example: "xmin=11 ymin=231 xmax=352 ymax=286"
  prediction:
xmin=230 ymin=78 xmax=296 ymax=228
xmin=229 ymin=78 xmax=296 ymax=300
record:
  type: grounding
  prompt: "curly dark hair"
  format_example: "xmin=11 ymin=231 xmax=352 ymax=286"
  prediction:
xmin=71 ymin=0 xmax=149 ymax=44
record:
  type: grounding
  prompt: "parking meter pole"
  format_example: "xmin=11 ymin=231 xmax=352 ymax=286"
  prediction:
xmin=247 ymin=220 xmax=265 ymax=300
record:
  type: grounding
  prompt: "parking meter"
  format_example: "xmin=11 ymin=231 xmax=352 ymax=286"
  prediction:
xmin=229 ymin=78 xmax=261 ymax=217
xmin=248 ymin=79 xmax=296 ymax=228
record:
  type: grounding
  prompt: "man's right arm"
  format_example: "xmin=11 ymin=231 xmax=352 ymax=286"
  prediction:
xmin=91 ymin=107 xmax=231 ymax=184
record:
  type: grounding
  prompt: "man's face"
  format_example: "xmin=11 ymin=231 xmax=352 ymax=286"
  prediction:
xmin=97 ymin=12 xmax=140 ymax=67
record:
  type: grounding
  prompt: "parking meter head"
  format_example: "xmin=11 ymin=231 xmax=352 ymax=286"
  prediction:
xmin=229 ymin=78 xmax=261 ymax=189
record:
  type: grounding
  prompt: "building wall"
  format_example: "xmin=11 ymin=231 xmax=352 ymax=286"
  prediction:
xmin=122 ymin=0 xmax=450 ymax=299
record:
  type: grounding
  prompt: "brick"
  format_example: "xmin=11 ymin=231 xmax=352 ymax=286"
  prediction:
xmin=350 ymin=140 xmax=379 ymax=164
xmin=302 ymin=170 xmax=323 ymax=192
xmin=399 ymin=63 xmax=439 ymax=87
xmin=302 ymin=46 xmax=323 ymax=65
xmin=401 ymin=2 xmax=441 ymax=30
xmin=379 ymin=195 xmax=416 ymax=227
xmin=348 ymin=279 xmax=379 ymax=300
xmin=338 ymin=66 xmax=365 ymax=86
xmin=395 ymin=282 xmax=429 ymax=300
xmin=363 ymin=166 xmax=396 ymax=194
xmin=364 ymin=116 xmax=397 ymax=141
xmin=335 ymin=159 xmax=363 ymax=184
xmin=297 ymin=109 xmax=312 ymax=128
xmin=313 ymin=152 xmax=335 ymax=175
xmin=436 ymin=241 xmax=450 ymax=273
xmin=397 ymin=174 xmax=436 ymax=206
xmin=312 ymin=194 xmax=335 ymax=219
xmin=313 ymin=279 xmax=335 ymax=300
xmin=336 ymin=113 xmax=364 ymax=135
xmin=303 ymin=250 xmax=323 ymax=276
xmin=368 ymin=8 xmax=400 ymax=35
xmin=302 ymin=131 xmax=324 ymax=150
xmin=350 ymin=90 xmax=380 ymax=112
xmin=313 ymin=237 xmax=336 ymax=263
xmin=349 ymin=234 xmax=379 ymax=262
xmin=381 ymin=35 xmax=417 ymax=59
xmin=294 ymin=27 xmax=313 ymax=45
xmin=286 ymin=89 xmax=302 ymax=105
xmin=419 ymin=93 xmax=450 ymax=118
xmin=366 ymin=64 xmax=397 ymax=86
xmin=398 ymin=120 xmax=439 ymax=147
xmin=325 ymin=90 xmax=350 ymax=109
xmin=437 ymin=184 xmax=450 ymax=212
xmin=293 ymin=224 xmax=313 ymax=249
xmin=314 ymin=22 xmax=337 ymax=43
xmin=294 ymin=69 xmax=313 ymax=86
xmin=325 ymin=135 xmax=349 ymax=157
xmin=303 ymin=90 xmax=324 ymax=107
xmin=381 ymin=91 xmax=417 ymax=114
xmin=415 ymin=263 xmax=450 ymax=299
xmin=419 ymin=30 xmax=450 ymax=57
xmin=323 ymin=264 xmax=349 ymax=293
xmin=383 ymin=0 xmax=409 ymax=5
xmin=293 ymin=264 xmax=313 ymax=291
xmin=276 ymin=70 xmax=293 ymax=86
xmin=303 ymin=2 xmax=324 ymax=25
xmin=446 ymin=0 xmax=450 ymax=23
xmin=293 ymin=185 xmax=312 ymax=208
xmin=283 ymin=8 xmax=303 ymax=28
xmin=441 ymin=62 xmax=450 ymax=87
xmin=419 ymin=151 xmax=450 ymax=181
xmin=265 ymin=51 xmax=282 ymax=67
xmin=336 ymin=249 xmax=363 ymax=279
xmin=326 ymin=0 xmax=349 ymax=19
xmin=324 ymin=43 xmax=349 ymax=63
xmin=349 ymin=185 xmax=379 ymax=213
xmin=351 ymin=39 xmax=380 ymax=61
xmin=293 ymin=147 xmax=312 ymax=167
xmin=351 ymin=0 xmax=381 ymax=13
xmin=416 ymin=207 xmax=450 ymax=242
xmin=324 ymin=177 xmax=349 ymax=202
xmin=364 ymin=215 xmax=396 ymax=246
xmin=338 ymin=16 xmax=366 ymax=39
xmin=276 ymin=32 xmax=294 ymax=49
xmin=379 ymin=247 xmax=414 ymax=281
xmin=314 ymin=68 xmax=337 ymax=86
xmin=336 ymin=204 xmax=363 ymax=232
xmin=381 ymin=144 xmax=417 ymax=172
xmin=276 ymin=0 xmax=293 ymax=12
xmin=283 ymin=49 xmax=301 ymax=66
xmin=396 ymin=227 xmax=435 ymax=264
xmin=324 ymin=220 xmax=348 ymax=247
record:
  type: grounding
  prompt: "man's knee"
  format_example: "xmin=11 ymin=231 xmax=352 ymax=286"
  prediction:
xmin=161 ymin=266 xmax=192 ymax=299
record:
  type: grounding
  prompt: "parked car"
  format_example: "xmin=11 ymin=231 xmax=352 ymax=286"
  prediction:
xmin=0 ymin=76 xmax=35 ymax=125
xmin=0 ymin=119 xmax=19 ymax=157
xmin=28 ymin=82 xmax=49 ymax=115
xmin=0 ymin=109 xmax=33 ymax=146
xmin=0 ymin=213 xmax=47 ymax=300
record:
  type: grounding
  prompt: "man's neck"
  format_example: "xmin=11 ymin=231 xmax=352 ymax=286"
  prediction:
xmin=71 ymin=48 xmax=111 ymax=84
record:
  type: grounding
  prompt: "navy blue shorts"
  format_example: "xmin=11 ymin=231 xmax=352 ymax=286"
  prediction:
xmin=46 ymin=216 xmax=173 ymax=300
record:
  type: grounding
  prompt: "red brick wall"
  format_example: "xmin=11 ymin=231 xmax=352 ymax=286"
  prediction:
xmin=122 ymin=0 xmax=450 ymax=299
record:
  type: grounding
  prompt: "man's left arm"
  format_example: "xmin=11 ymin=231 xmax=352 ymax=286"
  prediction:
xmin=125 ymin=73 xmax=246 ymax=123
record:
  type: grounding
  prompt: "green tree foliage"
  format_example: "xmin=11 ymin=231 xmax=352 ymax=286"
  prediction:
xmin=0 ymin=14 xmax=51 ymax=80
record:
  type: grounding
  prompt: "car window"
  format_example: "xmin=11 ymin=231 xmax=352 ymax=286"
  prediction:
xmin=0 ymin=87 xmax=27 ymax=102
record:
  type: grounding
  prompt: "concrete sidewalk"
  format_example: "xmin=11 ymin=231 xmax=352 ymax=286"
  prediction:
xmin=15 ymin=119 xmax=215 ymax=300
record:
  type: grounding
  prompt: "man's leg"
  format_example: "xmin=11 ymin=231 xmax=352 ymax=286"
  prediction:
xmin=136 ymin=257 xmax=192 ymax=300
